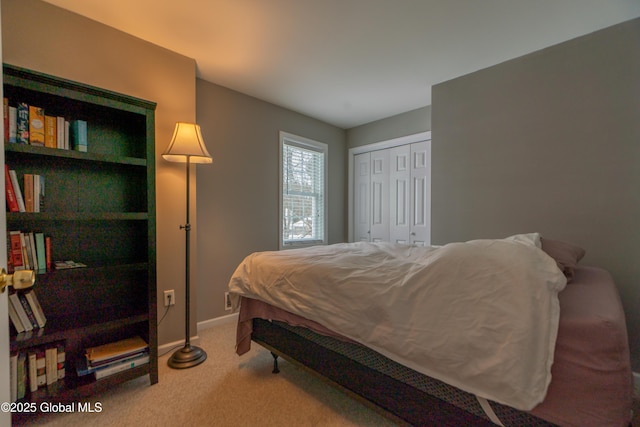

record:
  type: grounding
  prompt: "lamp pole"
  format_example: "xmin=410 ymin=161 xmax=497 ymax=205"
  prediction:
xmin=168 ymin=155 xmax=207 ymax=368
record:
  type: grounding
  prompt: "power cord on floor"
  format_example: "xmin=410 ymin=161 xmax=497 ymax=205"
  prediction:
xmin=157 ymin=294 xmax=172 ymax=326
xmin=156 ymin=294 xmax=190 ymax=357
xmin=159 ymin=344 xmax=184 ymax=358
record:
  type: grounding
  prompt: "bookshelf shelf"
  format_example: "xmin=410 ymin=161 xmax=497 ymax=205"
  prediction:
xmin=5 ymin=143 xmax=147 ymax=167
xmin=3 ymin=64 xmax=157 ymax=419
xmin=7 ymin=212 xmax=149 ymax=221
xmin=21 ymin=363 xmax=151 ymax=407
xmin=11 ymin=311 xmax=149 ymax=352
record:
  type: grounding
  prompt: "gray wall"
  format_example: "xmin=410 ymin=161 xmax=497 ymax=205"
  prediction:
xmin=196 ymin=79 xmax=346 ymax=321
xmin=347 ymin=106 xmax=431 ymax=149
xmin=2 ymin=0 xmax=199 ymax=346
xmin=432 ymin=18 xmax=640 ymax=369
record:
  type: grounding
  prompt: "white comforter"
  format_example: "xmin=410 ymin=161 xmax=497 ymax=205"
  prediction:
xmin=228 ymin=233 xmax=566 ymax=410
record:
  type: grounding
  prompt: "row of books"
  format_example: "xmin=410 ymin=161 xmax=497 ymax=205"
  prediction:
xmin=9 ymin=289 xmax=47 ymax=334
xmin=77 ymin=336 xmax=149 ymax=380
xmin=8 ymin=230 xmax=51 ymax=274
xmin=10 ymin=342 xmax=65 ymax=402
xmin=5 ymin=165 xmax=45 ymax=213
xmin=3 ymin=98 xmax=88 ymax=151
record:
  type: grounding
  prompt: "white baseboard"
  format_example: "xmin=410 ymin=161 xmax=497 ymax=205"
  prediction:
xmin=158 ymin=313 xmax=238 ymax=356
xmin=198 ymin=312 xmax=239 ymax=331
xmin=158 ymin=335 xmax=201 ymax=356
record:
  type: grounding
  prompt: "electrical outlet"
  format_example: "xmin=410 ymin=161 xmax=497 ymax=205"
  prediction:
xmin=224 ymin=292 xmax=232 ymax=311
xmin=164 ymin=290 xmax=175 ymax=307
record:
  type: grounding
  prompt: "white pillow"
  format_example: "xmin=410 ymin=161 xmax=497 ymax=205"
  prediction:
xmin=504 ymin=232 xmax=541 ymax=248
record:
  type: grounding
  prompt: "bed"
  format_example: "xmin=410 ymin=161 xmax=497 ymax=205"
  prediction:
xmin=228 ymin=234 xmax=633 ymax=426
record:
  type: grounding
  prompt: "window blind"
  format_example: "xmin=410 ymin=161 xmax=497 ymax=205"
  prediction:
xmin=281 ymin=136 xmax=326 ymax=246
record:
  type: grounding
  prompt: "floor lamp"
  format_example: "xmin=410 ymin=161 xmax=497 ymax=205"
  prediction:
xmin=163 ymin=122 xmax=212 ymax=369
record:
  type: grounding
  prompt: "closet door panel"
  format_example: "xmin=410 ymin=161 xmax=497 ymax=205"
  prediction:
xmin=389 ymin=144 xmax=411 ymax=244
xmin=369 ymin=150 xmax=389 ymax=242
xmin=410 ymin=141 xmax=431 ymax=246
xmin=353 ymin=152 xmax=371 ymax=242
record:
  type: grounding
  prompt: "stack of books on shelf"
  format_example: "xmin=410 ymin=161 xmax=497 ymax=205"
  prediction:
xmin=3 ymin=97 xmax=88 ymax=151
xmin=78 ymin=336 xmax=149 ymax=380
xmin=5 ymin=165 xmax=45 ymax=213
xmin=10 ymin=341 xmax=65 ymax=402
xmin=8 ymin=288 xmax=46 ymax=334
xmin=7 ymin=229 xmax=51 ymax=274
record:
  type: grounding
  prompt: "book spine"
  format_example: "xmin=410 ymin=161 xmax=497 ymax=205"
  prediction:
xmin=36 ymin=350 xmax=46 ymax=387
xmin=28 ymin=352 xmax=38 ymax=392
xmin=45 ymin=115 xmax=57 ymax=148
xmin=9 ymin=106 xmax=17 ymax=143
xmin=45 ymin=347 xmax=57 ymax=385
xmin=17 ymin=353 xmax=26 ymax=400
xmin=86 ymin=336 xmax=148 ymax=364
xmin=3 ymin=98 xmax=8 ymax=144
xmin=57 ymin=344 xmax=66 ymax=380
xmin=19 ymin=231 xmax=29 ymax=270
xmin=25 ymin=289 xmax=46 ymax=328
xmin=28 ymin=106 xmax=45 ymax=146
xmin=33 ymin=175 xmax=40 ymax=213
xmin=94 ymin=354 xmax=149 ymax=380
xmin=9 ymin=293 xmax=32 ymax=331
xmin=35 ymin=233 xmax=47 ymax=273
xmin=9 ymin=170 xmax=26 ymax=212
xmin=64 ymin=120 xmax=70 ymax=150
xmin=5 ymin=165 xmax=20 ymax=212
xmin=23 ymin=233 xmax=33 ymax=270
xmin=23 ymin=173 xmax=34 ymax=213
xmin=16 ymin=102 xmax=29 ymax=144
xmin=38 ymin=175 xmax=45 ymax=212
xmin=10 ymin=353 xmax=17 ymax=402
xmin=56 ymin=116 xmax=65 ymax=149
xmin=71 ymin=120 xmax=88 ymax=152
xmin=6 ymin=236 xmax=13 ymax=274
xmin=28 ymin=232 xmax=38 ymax=272
xmin=9 ymin=231 xmax=25 ymax=271
xmin=45 ymin=236 xmax=52 ymax=272
xmin=18 ymin=292 xmax=39 ymax=330
xmin=8 ymin=301 xmax=25 ymax=333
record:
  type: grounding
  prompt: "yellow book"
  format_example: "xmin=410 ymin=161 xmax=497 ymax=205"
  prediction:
xmin=86 ymin=336 xmax=148 ymax=364
xmin=44 ymin=115 xmax=57 ymax=148
xmin=28 ymin=106 xmax=45 ymax=146
xmin=23 ymin=174 xmax=34 ymax=213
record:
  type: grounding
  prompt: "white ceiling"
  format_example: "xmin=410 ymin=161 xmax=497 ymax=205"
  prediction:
xmin=42 ymin=0 xmax=640 ymax=129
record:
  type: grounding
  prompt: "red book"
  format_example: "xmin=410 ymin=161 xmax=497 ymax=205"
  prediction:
xmin=5 ymin=165 xmax=20 ymax=212
xmin=45 ymin=236 xmax=52 ymax=272
xmin=9 ymin=231 xmax=24 ymax=271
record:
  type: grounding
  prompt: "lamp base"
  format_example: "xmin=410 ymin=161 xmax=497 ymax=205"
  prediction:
xmin=167 ymin=344 xmax=207 ymax=369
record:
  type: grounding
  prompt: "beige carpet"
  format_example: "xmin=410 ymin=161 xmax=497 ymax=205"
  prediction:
xmin=19 ymin=320 xmax=397 ymax=427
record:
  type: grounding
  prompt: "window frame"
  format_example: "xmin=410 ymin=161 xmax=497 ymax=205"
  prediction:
xmin=279 ymin=131 xmax=328 ymax=250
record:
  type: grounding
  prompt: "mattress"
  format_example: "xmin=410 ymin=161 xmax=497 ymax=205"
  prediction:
xmin=236 ymin=266 xmax=633 ymax=427
xmin=230 ymin=237 xmax=567 ymax=410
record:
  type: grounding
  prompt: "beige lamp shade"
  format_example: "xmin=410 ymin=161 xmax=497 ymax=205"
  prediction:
xmin=162 ymin=122 xmax=212 ymax=164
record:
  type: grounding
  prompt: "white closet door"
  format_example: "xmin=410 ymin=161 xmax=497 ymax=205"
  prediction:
xmin=389 ymin=144 xmax=411 ymax=244
xmin=353 ymin=152 xmax=371 ymax=241
xmin=369 ymin=149 xmax=389 ymax=242
xmin=350 ymin=132 xmax=431 ymax=246
xmin=410 ymin=140 xmax=431 ymax=246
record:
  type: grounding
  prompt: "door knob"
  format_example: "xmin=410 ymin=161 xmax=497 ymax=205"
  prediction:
xmin=0 ymin=268 xmax=35 ymax=293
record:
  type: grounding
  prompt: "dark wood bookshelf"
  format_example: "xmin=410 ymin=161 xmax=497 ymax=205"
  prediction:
xmin=3 ymin=64 xmax=157 ymax=422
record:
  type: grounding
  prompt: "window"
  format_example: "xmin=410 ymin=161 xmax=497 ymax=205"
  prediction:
xmin=279 ymin=131 xmax=328 ymax=249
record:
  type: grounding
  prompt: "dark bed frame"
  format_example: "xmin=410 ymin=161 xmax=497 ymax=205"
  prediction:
xmin=252 ymin=317 xmax=507 ymax=426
